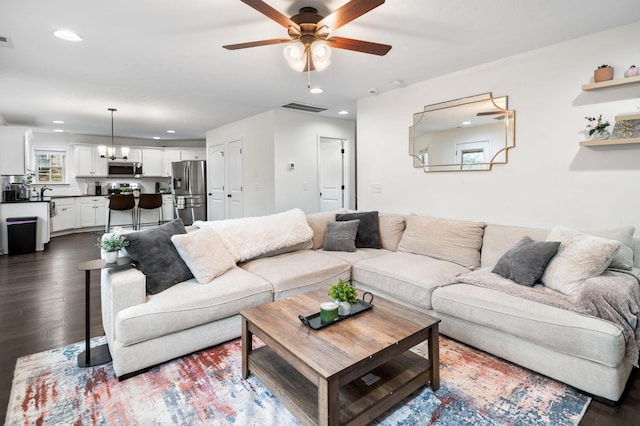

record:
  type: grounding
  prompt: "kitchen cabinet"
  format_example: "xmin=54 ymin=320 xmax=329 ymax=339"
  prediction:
xmin=181 ymin=148 xmax=206 ymax=160
xmin=0 ymin=127 xmax=32 ymax=176
xmin=142 ymin=148 xmax=163 ymax=176
xmin=162 ymin=149 xmax=182 ymax=177
xmin=51 ymin=198 xmax=75 ymax=232
xmin=127 ymin=148 xmax=143 ymax=163
xmin=75 ymin=145 xmax=108 ymax=177
xmin=162 ymin=194 xmax=174 ymax=221
xmin=76 ymin=196 xmax=106 ymax=228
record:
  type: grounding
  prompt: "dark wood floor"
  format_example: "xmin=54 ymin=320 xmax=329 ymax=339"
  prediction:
xmin=1 ymin=232 xmax=638 ymax=424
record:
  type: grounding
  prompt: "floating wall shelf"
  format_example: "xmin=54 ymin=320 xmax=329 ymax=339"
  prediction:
xmin=582 ymin=75 xmax=640 ymax=91
xmin=579 ymin=137 xmax=640 ymax=147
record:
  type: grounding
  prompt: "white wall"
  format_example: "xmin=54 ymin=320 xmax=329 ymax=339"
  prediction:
xmin=357 ymin=21 xmax=640 ymax=231
xmin=273 ymin=109 xmax=355 ymax=213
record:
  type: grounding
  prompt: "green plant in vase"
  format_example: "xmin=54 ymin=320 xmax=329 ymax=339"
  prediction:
xmin=328 ymin=278 xmax=358 ymax=315
xmin=585 ymin=115 xmax=611 ymax=140
xmin=97 ymin=234 xmax=128 ymax=263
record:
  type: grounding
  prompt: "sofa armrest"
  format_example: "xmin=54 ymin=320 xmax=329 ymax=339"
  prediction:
xmin=101 ymin=267 xmax=146 ymax=342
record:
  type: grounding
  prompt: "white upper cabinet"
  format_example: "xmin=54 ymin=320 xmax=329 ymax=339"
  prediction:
xmin=181 ymin=148 xmax=206 ymax=160
xmin=142 ymin=148 xmax=163 ymax=176
xmin=162 ymin=149 xmax=181 ymax=177
xmin=127 ymin=148 xmax=142 ymax=163
xmin=75 ymin=145 xmax=108 ymax=177
xmin=0 ymin=127 xmax=32 ymax=175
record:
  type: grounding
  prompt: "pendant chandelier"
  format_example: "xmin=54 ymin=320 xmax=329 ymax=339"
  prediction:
xmin=98 ymin=108 xmax=129 ymax=160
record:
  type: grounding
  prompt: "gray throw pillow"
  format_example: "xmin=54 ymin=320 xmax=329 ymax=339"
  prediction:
xmin=124 ymin=219 xmax=194 ymax=294
xmin=322 ymin=220 xmax=360 ymax=252
xmin=335 ymin=211 xmax=382 ymax=249
xmin=492 ymin=236 xmax=561 ymax=286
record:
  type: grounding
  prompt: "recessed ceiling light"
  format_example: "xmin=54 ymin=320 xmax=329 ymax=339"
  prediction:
xmin=52 ymin=120 xmax=64 ymax=124
xmin=462 ymin=121 xmax=471 ymax=125
xmin=54 ymin=30 xmax=83 ymax=42
xmin=338 ymin=110 xmax=349 ymax=115
xmin=53 ymin=129 xmax=64 ymax=133
xmin=309 ymin=87 xmax=324 ymax=94
xmin=166 ymin=130 xmax=176 ymax=134
xmin=153 ymin=137 xmax=160 ymax=140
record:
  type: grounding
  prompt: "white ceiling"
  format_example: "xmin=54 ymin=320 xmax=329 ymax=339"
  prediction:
xmin=1 ymin=0 xmax=639 ymax=141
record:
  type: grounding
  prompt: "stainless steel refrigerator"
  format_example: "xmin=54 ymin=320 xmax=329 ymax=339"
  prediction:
xmin=172 ymin=160 xmax=207 ymax=225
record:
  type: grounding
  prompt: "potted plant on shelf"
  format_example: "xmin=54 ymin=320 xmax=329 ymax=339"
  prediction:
xmin=594 ymin=64 xmax=614 ymax=82
xmin=328 ymin=278 xmax=359 ymax=315
xmin=585 ymin=115 xmax=611 ymax=140
xmin=97 ymin=234 xmax=129 ymax=263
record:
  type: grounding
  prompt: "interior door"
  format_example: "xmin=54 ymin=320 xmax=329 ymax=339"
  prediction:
xmin=318 ymin=137 xmax=345 ymax=212
xmin=208 ymin=144 xmax=226 ymax=221
xmin=228 ymin=140 xmax=243 ymax=219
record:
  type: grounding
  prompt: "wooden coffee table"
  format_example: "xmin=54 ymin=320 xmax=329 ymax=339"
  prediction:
xmin=241 ymin=289 xmax=440 ymax=426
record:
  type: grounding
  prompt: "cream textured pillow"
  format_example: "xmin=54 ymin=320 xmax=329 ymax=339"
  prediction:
xmin=589 ymin=226 xmax=635 ymax=270
xmin=378 ymin=214 xmax=406 ymax=251
xmin=540 ymin=226 xmax=621 ymax=298
xmin=306 ymin=209 xmax=348 ymax=249
xmin=398 ymin=216 xmax=486 ymax=269
xmin=171 ymin=227 xmax=236 ymax=284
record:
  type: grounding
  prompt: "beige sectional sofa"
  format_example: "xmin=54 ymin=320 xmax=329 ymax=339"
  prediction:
xmin=100 ymin=209 xmax=640 ymax=404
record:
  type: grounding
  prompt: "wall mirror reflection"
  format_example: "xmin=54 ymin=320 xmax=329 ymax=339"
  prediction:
xmin=409 ymin=93 xmax=515 ymax=172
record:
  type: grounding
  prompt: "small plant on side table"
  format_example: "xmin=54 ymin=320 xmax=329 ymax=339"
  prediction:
xmin=97 ymin=234 xmax=128 ymax=263
xmin=328 ymin=278 xmax=359 ymax=315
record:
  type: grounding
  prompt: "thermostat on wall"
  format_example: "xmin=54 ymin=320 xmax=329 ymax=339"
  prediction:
xmin=288 ymin=162 xmax=295 ymax=170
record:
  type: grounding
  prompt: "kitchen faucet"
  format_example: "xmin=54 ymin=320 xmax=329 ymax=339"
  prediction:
xmin=40 ymin=186 xmax=52 ymax=199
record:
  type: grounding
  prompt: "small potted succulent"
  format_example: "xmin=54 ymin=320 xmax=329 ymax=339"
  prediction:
xmin=594 ymin=64 xmax=614 ymax=82
xmin=328 ymin=278 xmax=359 ymax=315
xmin=97 ymin=234 xmax=128 ymax=263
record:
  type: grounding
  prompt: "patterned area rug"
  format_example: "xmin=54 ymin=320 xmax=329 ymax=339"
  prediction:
xmin=5 ymin=336 xmax=590 ymax=425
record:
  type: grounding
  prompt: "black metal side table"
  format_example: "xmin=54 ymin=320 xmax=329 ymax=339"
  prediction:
xmin=75 ymin=256 xmax=131 ymax=367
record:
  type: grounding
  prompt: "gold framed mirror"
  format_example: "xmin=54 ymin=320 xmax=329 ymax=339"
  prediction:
xmin=409 ymin=93 xmax=515 ymax=172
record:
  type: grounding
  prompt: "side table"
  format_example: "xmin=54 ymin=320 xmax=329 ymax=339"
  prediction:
xmin=75 ymin=256 xmax=131 ymax=367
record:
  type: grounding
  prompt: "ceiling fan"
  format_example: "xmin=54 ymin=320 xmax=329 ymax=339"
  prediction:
xmin=223 ymin=0 xmax=392 ymax=73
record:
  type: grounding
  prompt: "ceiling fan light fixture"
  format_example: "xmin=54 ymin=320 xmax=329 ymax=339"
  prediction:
xmin=310 ymin=41 xmax=331 ymax=71
xmin=283 ymin=41 xmax=307 ymax=71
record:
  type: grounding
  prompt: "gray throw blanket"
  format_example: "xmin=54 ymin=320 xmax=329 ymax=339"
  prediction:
xmin=441 ymin=268 xmax=640 ymax=367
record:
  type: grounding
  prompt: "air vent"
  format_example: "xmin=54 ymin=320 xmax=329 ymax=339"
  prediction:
xmin=282 ymin=102 xmax=327 ymax=113
xmin=0 ymin=36 xmax=14 ymax=48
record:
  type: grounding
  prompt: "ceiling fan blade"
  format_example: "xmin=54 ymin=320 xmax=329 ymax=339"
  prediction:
xmin=318 ymin=0 xmax=385 ymax=31
xmin=328 ymin=36 xmax=391 ymax=56
xmin=223 ymin=38 xmax=291 ymax=50
xmin=240 ymin=0 xmax=297 ymax=28
xmin=476 ymin=111 xmax=503 ymax=116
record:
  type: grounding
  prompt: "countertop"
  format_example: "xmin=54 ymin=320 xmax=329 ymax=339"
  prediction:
xmin=1 ymin=197 xmax=52 ymax=204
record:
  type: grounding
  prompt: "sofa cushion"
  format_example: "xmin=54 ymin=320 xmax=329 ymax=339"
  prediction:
xmin=306 ymin=209 xmax=348 ymax=249
xmin=321 ymin=247 xmax=391 ymax=266
xmin=378 ymin=214 xmax=406 ymax=251
xmin=194 ymin=208 xmax=313 ymax=262
xmin=336 ymin=211 xmax=382 ymax=249
xmin=481 ymin=224 xmax=549 ymax=268
xmin=353 ymin=251 xmax=471 ymax=310
xmin=492 ymin=236 xmax=560 ymax=286
xmin=241 ymin=250 xmax=350 ymax=300
xmin=124 ymin=219 xmax=194 ymax=295
xmin=541 ymin=226 xmax=621 ymax=297
xmin=171 ymin=227 xmax=236 ymax=284
xmin=589 ymin=226 xmax=635 ymax=270
xmin=431 ymin=284 xmax=626 ymax=367
xmin=323 ymin=219 xmax=359 ymax=252
xmin=115 ymin=267 xmax=273 ymax=346
xmin=398 ymin=216 xmax=486 ymax=269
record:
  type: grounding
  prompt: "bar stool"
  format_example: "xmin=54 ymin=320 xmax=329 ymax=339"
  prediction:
xmin=137 ymin=193 xmax=163 ymax=229
xmin=107 ymin=194 xmax=136 ymax=232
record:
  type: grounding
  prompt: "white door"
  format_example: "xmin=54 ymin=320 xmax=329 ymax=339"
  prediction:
xmin=318 ymin=137 xmax=345 ymax=212
xmin=208 ymin=144 xmax=226 ymax=221
xmin=228 ymin=140 xmax=243 ymax=219
xmin=454 ymin=140 xmax=491 ymax=170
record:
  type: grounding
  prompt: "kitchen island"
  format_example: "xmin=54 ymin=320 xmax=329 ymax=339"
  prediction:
xmin=0 ymin=198 xmax=51 ymax=255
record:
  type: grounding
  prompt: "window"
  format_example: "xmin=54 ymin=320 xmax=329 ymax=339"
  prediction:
xmin=34 ymin=149 xmax=67 ymax=183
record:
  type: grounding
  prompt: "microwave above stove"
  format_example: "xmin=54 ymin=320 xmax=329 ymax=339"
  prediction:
xmin=108 ymin=162 xmax=142 ymax=177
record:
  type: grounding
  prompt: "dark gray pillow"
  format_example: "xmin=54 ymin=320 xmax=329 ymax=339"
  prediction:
xmin=124 ymin=219 xmax=194 ymax=294
xmin=322 ymin=220 xmax=360 ymax=252
xmin=335 ymin=211 xmax=382 ymax=249
xmin=492 ymin=236 xmax=561 ymax=286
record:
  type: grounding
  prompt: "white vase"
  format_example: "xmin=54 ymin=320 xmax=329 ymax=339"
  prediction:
xmin=337 ymin=301 xmax=351 ymax=316
xmin=105 ymin=251 xmax=119 ymax=263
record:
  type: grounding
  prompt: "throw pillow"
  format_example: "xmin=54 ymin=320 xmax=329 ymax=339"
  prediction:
xmin=336 ymin=211 xmax=382 ymax=249
xmin=398 ymin=216 xmax=486 ymax=269
xmin=322 ymin=219 xmax=360 ymax=252
xmin=378 ymin=214 xmax=406 ymax=251
xmin=492 ymin=236 xmax=561 ymax=286
xmin=171 ymin=227 xmax=236 ymax=283
xmin=124 ymin=219 xmax=194 ymax=294
xmin=588 ymin=226 xmax=635 ymax=270
xmin=540 ymin=226 xmax=621 ymax=298
xmin=306 ymin=209 xmax=348 ymax=249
